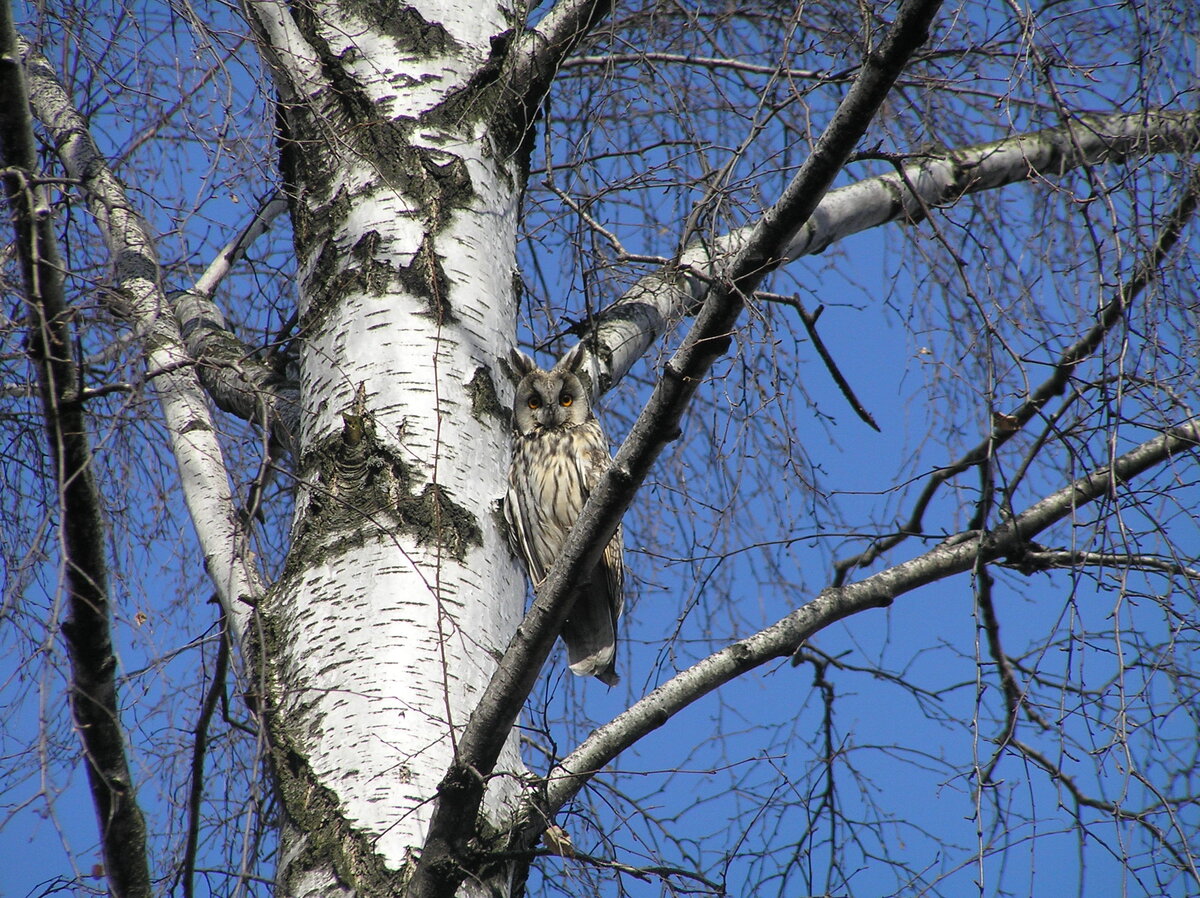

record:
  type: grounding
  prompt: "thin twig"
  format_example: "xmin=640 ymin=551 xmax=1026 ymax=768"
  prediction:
xmin=757 ymin=292 xmax=880 ymax=430
xmin=181 ymin=612 xmax=231 ymax=898
xmin=832 ymin=167 xmax=1200 ymax=585
xmin=1 ymin=11 xmax=152 ymax=894
xmin=411 ymin=2 xmax=947 ymax=895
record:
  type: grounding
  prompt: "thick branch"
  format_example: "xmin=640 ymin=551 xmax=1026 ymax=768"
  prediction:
xmin=239 ymin=0 xmax=330 ymax=105
xmin=0 ymin=10 xmax=151 ymax=896
xmin=524 ymin=419 xmax=1200 ymax=829
xmin=574 ymin=108 xmax=1200 ymax=396
xmin=19 ymin=38 xmax=266 ymax=643
xmin=175 ymin=193 xmax=300 ymax=457
xmin=503 ymin=0 xmax=617 ymax=134
xmin=407 ymin=2 xmax=944 ymax=895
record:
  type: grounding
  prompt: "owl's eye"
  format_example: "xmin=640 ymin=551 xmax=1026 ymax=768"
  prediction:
xmin=560 ymin=393 xmax=573 ymax=407
xmin=527 ymin=396 xmax=542 ymax=410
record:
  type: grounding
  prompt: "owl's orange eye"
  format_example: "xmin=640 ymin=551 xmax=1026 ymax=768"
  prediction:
xmin=560 ymin=394 xmax=573 ymax=407
xmin=528 ymin=397 xmax=542 ymax=409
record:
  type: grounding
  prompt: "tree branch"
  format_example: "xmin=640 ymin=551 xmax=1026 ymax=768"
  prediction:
xmin=19 ymin=37 xmax=266 ymax=644
xmin=502 ymin=0 xmax=617 ymax=137
xmin=175 ymin=192 xmax=300 ymax=457
xmin=757 ymin=293 xmax=881 ymax=431
xmin=523 ymin=419 xmax=1200 ymax=831
xmin=570 ymin=108 xmax=1200 ymax=398
xmin=178 ymin=612 xmax=231 ymax=898
xmin=408 ymin=2 xmax=945 ymax=895
xmin=831 ymin=163 xmax=1200 ymax=583
xmin=1001 ymin=548 xmax=1200 ymax=581
xmin=560 ymin=51 xmax=827 ymax=81
xmin=0 ymin=8 xmax=151 ymax=895
xmin=239 ymin=0 xmax=330 ymax=105
xmin=974 ymin=566 xmax=1038 ymax=787
xmin=1007 ymin=736 xmax=1200 ymax=879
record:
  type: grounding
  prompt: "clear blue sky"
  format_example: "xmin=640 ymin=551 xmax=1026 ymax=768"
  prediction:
xmin=3 ymin=0 xmax=1198 ymax=895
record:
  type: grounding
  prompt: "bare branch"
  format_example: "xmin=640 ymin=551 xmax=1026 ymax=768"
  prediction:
xmin=0 ymin=9 xmax=151 ymax=895
xmin=572 ymin=109 xmax=1200 ymax=397
xmin=757 ymin=293 xmax=881 ymax=431
xmin=193 ymin=193 xmax=289 ymax=298
xmin=239 ymin=0 xmax=329 ymax=105
xmin=19 ymin=37 xmax=266 ymax=643
xmin=1008 ymin=737 xmax=1200 ymax=880
xmin=409 ymin=2 xmax=946 ymax=893
xmin=178 ymin=614 xmax=231 ymax=898
xmin=560 ymin=51 xmax=826 ymax=81
xmin=175 ymin=192 xmax=300 ymax=457
xmin=1001 ymin=548 xmax=1200 ymax=581
xmin=831 ymin=164 xmax=1200 ymax=583
xmin=974 ymin=567 xmax=1039 ymax=787
xmin=528 ymin=419 xmax=1200 ymax=827
xmin=503 ymin=0 xmax=617 ymax=135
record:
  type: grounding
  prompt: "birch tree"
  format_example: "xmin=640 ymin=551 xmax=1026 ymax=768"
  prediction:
xmin=2 ymin=0 xmax=1199 ymax=896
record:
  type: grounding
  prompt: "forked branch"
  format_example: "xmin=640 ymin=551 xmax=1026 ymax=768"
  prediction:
xmin=568 ymin=109 xmax=1200 ymax=398
xmin=504 ymin=0 xmax=618 ymax=138
xmin=175 ymin=192 xmax=301 ymax=457
xmin=18 ymin=36 xmax=266 ymax=642
xmin=522 ymin=419 xmax=1200 ymax=831
xmin=831 ymin=165 xmax=1200 ymax=584
xmin=408 ymin=1 xmax=945 ymax=895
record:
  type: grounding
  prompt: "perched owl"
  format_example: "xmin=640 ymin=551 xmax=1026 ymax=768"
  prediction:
xmin=504 ymin=344 xmax=624 ymax=686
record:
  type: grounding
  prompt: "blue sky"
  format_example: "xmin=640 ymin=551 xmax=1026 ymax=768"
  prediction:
xmin=3 ymin=0 xmax=1199 ymax=895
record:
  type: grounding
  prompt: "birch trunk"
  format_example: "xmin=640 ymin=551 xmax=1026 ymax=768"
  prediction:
xmin=253 ymin=0 xmax=529 ymax=890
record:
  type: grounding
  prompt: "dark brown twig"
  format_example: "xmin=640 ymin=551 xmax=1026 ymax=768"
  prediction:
xmin=758 ymin=292 xmax=881 ymax=431
xmin=0 ymin=8 xmax=152 ymax=895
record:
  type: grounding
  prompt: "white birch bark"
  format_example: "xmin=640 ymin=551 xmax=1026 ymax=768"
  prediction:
xmin=259 ymin=0 xmax=529 ymax=889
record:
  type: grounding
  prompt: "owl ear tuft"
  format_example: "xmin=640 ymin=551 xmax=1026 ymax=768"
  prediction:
xmin=508 ymin=348 xmax=537 ymax=379
xmin=555 ymin=342 xmax=599 ymax=402
xmin=555 ymin=342 xmax=587 ymax=374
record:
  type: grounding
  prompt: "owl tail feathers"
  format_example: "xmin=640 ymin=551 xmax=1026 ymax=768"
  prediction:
xmin=561 ymin=592 xmax=620 ymax=687
xmin=565 ymin=646 xmax=620 ymax=687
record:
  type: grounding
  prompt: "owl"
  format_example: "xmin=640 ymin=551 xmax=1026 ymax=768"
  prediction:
xmin=504 ymin=344 xmax=624 ymax=686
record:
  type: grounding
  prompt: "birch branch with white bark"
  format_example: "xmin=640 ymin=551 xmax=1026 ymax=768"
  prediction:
xmin=502 ymin=0 xmax=618 ymax=140
xmin=525 ymin=418 xmax=1200 ymax=829
xmin=572 ymin=108 xmax=1200 ymax=395
xmin=19 ymin=38 xmax=265 ymax=643
xmin=175 ymin=192 xmax=301 ymax=457
xmin=409 ymin=2 xmax=946 ymax=893
xmin=239 ymin=0 xmax=329 ymax=104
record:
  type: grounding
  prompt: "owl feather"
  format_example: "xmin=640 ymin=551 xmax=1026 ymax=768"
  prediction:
xmin=504 ymin=345 xmax=624 ymax=686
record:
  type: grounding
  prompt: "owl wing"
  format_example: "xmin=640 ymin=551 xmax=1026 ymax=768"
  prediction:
xmin=559 ymin=420 xmax=624 ymax=685
xmin=504 ymin=460 xmax=550 ymax=584
xmin=576 ymin=435 xmax=624 ymax=619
